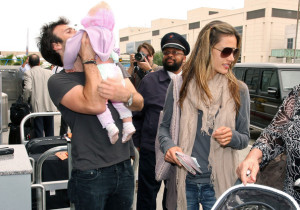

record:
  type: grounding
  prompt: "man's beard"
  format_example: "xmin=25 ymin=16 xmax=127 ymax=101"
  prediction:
xmin=162 ymin=59 xmax=183 ymax=72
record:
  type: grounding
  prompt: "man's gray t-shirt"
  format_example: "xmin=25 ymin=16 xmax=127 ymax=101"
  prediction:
xmin=48 ymin=65 xmax=132 ymax=171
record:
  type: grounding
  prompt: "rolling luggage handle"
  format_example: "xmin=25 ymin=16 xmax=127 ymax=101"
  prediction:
xmin=20 ymin=112 xmax=61 ymax=144
xmin=35 ymin=145 xmax=68 ymax=210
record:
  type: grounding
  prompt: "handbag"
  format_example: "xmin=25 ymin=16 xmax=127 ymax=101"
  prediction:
xmin=155 ymin=76 xmax=182 ymax=181
xmin=155 ymin=111 xmax=172 ymax=181
xmin=256 ymin=152 xmax=287 ymax=190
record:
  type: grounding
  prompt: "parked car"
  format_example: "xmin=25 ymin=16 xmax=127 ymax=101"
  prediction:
xmin=233 ymin=63 xmax=300 ymax=130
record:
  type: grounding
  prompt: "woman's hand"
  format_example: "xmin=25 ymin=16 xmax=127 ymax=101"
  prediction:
xmin=165 ymin=146 xmax=183 ymax=167
xmin=236 ymin=156 xmax=260 ymax=185
xmin=236 ymin=148 xmax=262 ymax=185
xmin=212 ymin=126 xmax=233 ymax=146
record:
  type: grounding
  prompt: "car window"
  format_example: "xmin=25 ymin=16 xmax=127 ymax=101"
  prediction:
xmin=244 ymin=68 xmax=259 ymax=91
xmin=281 ymin=70 xmax=300 ymax=91
xmin=261 ymin=70 xmax=278 ymax=92
xmin=233 ymin=67 xmax=244 ymax=80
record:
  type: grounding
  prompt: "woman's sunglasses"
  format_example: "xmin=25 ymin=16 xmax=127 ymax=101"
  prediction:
xmin=213 ymin=47 xmax=239 ymax=58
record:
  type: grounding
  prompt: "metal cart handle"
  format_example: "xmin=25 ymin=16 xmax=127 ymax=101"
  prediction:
xmin=20 ymin=112 xmax=61 ymax=144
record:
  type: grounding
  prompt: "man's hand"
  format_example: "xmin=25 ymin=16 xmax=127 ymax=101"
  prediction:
xmin=98 ymin=78 xmax=129 ymax=102
xmin=78 ymin=32 xmax=96 ymax=62
xmin=212 ymin=126 xmax=233 ymax=146
xmin=165 ymin=146 xmax=183 ymax=167
xmin=71 ymin=32 xmax=96 ymax=72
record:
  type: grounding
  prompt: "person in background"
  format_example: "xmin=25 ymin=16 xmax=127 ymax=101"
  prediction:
xmin=133 ymin=32 xmax=190 ymax=210
xmin=20 ymin=57 xmax=31 ymax=88
xmin=38 ymin=14 xmax=143 ymax=210
xmin=20 ymin=57 xmax=30 ymax=73
xmin=127 ymin=42 xmax=161 ymax=88
xmin=158 ymin=20 xmax=250 ymax=210
xmin=23 ymin=54 xmax=57 ymax=138
xmin=236 ymin=83 xmax=300 ymax=205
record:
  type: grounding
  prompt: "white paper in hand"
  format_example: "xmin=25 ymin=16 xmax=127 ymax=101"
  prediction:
xmin=175 ymin=152 xmax=202 ymax=175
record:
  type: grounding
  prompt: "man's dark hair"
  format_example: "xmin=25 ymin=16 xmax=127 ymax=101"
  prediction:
xmin=28 ymin=54 xmax=40 ymax=67
xmin=37 ymin=17 xmax=69 ymax=67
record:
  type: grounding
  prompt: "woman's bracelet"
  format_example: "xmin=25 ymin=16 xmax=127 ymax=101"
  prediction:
xmin=82 ymin=59 xmax=96 ymax=65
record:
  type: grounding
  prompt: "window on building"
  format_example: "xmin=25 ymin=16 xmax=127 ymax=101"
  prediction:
xmin=272 ymin=8 xmax=297 ymax=19
xmin=189 ymin=21 xmax=200 ymax=30
xmin=287 ymin=38 xmax=293 ymax=49
xmin=235 ymin=26 xmax=243 ymax=36
xmin=120 ymin=36 xmax=129 ymax=42
xmin=152 ymin=30 xmax=160 ymax=36
xmin=209 ymin=11 xmax=218 ymax=15
xmin=234 ymin=26 xmax=243 ymax=63
xmin=247 ymin=9 xmax=265 ymax=20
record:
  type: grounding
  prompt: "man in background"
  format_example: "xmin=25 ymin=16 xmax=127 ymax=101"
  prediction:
xmin=23 ymin=54 xmax=56 ymax=137
xmin=127 ymin=42 xmax=161 ymax=88
xmin=133 ymin=32 xmax=190 ymax=210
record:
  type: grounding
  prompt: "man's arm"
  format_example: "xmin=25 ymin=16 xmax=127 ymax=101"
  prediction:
xmin=60 ymin=32 xmax=106 ymax=115
xmin=98 ymin=77 xmax=144 ymax=111
xmin=23 ymin=71 xmax=32 ymax=102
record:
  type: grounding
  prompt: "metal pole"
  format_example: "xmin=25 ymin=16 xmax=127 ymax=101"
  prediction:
xmin=294 ymin=0 xmax=300 ymax=63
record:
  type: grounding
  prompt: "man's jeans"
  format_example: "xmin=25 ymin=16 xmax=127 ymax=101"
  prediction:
xmin=186 ymin=180 xmax=217 ymax=210
xmin=68 ymin=159 xmax=134 ymax=210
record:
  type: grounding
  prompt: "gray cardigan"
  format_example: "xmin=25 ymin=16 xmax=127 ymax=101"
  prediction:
xmin=158 ymin=81 xmax=250 ymax=183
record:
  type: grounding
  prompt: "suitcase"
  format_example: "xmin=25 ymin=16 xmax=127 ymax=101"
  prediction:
xmin=26 ymin=136 xmax=66 ymax=155
xmin=27 ymin=136 xmax=70 ymax=210
xmin=30 ymin=153 xmax=69 ymax=210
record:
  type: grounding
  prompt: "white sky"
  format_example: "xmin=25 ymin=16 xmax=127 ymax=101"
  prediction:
xmin=0 ymin=0 xmax=244 ymax=53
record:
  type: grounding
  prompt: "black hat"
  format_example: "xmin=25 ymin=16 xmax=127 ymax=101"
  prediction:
xmin=161 ymin=32 xmax=190 ymax=55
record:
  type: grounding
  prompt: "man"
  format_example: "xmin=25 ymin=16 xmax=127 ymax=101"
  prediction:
xmin=38 ymin=17 xmax=143 ymax=210
xmin=23 ymin=54 xmax=56 ymax=138
xmin=20 ymin=57 xmax=31 ymax=88
xmin=127 ymin=42 xmax=161 ymax=88
xmin=133 ymin=32 xmax=190 ymax=210
xmin=20 ymin=57 xmax=30 ymax=73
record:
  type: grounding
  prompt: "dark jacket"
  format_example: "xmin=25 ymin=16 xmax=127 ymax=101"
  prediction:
xmin=132 ymin=69 xmax=171 ymax=152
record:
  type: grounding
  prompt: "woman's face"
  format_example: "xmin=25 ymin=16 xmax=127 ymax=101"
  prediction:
xmin=211 ymin=35 xmax=237 ymax=77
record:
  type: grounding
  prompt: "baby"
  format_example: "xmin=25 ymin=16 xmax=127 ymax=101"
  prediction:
xmin=63 ymin=1 xmax=135 ymax=144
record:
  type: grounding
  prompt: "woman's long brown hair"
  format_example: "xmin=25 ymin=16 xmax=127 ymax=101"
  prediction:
xmin=179 ymin=20 xmax=242 ymax=113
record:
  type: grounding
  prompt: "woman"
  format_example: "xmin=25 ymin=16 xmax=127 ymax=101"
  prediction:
xmin=237 ymin=83 xmax=300 ymax=205
xmin=158 ymin=20 xmax=250 ymax=210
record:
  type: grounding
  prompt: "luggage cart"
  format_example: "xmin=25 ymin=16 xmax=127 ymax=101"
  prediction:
xmin=20 ymin=112 xmax=139 ymax=210
xmin=20 ymin=112 xmax=72 ymax=210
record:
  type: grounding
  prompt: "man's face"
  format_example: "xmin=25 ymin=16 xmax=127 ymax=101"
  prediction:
xmin=162 ymin=47 xmax=186 ymax=73
xmin=53 ymin=24 xmax=77 ymax=50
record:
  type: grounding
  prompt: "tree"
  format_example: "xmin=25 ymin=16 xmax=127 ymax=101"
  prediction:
xmin=0 ymin=54 xmax=14 ymax=65
xmin=153 ymin=51 xmax=163 ymax=66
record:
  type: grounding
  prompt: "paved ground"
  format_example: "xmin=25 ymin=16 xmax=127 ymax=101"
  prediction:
xmin=0 ymin=114 xmax=260 ymax=210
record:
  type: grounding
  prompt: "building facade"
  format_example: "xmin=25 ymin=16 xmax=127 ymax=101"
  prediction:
xmin=119 ymin=0 xmax=300 ymax=63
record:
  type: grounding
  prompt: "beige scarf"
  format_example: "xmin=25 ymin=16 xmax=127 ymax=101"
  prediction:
xmin=176 ymin=73 xmax=239 ymax=209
